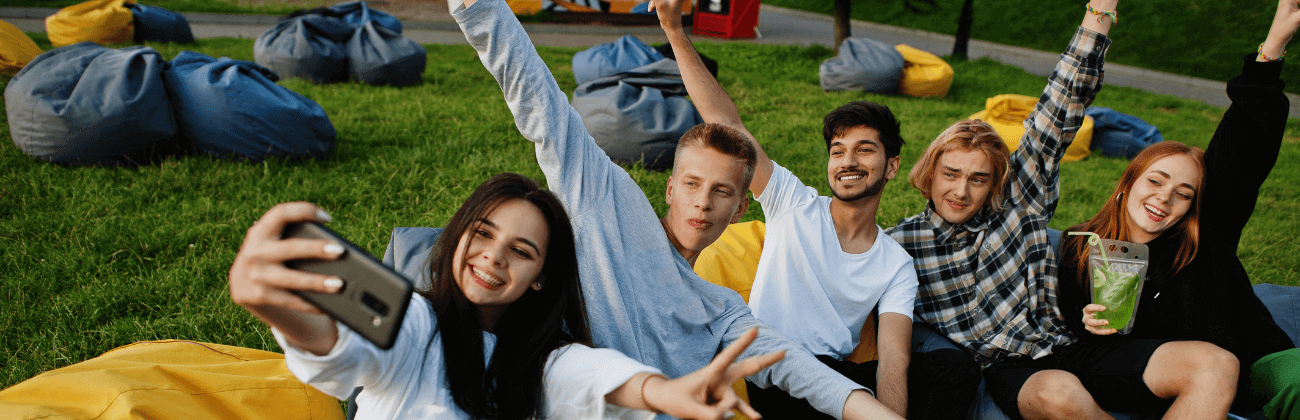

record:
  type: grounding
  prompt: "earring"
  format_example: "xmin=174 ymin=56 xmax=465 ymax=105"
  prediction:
xmin=1116 ymin=191 xmax=1123 ymax=200
xmin=531 ymin=282 xmax=543 ymax=291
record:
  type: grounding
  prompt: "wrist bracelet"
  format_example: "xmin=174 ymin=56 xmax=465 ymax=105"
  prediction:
xmin=1259 ymin=43 xmax=1286 ymax=62
xmin=639 ymin=373 xmax=661 ymax=412
xmin=1086 ymin=4 xmax=1118 ymax=25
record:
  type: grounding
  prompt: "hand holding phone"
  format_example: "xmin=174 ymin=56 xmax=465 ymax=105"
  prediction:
xmin=281 ymin=222 xmax=413 ymax=350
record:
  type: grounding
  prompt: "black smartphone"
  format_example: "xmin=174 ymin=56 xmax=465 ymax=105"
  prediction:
xmin=282 ymin=222 xmax=412 ymax=350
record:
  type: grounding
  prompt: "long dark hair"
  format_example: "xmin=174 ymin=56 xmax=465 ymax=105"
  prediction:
xmin=417 ymin=173 xmax=591 ymax=420
xmin=1063 ymin=141 xmax=1206 ymax=287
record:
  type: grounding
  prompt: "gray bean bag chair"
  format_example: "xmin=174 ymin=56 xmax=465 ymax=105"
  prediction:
xmin=820 ymin=37 xmax=905 ymax=94
xmin=345 ymin=20 xmax=426 ymax=87
xmin=254 ymin=14 xmax=354 ymax=84
xmin=572 ymin=35 xmax=664 ymax=86
xmin=571 ymin=59 xmax=703 ymax=171
xmin=4 ymin=42 xmax=176 ymax=166
xmin=165 ymin=51 xmax=336 ymax=161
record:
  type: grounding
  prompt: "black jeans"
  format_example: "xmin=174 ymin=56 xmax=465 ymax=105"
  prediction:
xmin=746 ymin=348 xmax=980 ymax=420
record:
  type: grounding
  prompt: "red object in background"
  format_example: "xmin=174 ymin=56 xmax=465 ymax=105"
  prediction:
xmin=692 ymin=0 xmax=760 ymax=39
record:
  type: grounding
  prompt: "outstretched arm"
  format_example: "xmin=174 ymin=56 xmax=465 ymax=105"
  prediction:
xmin=454 ymin=0 xmax=625 ymax=215
xmin=723 ymin=309 xmax=903 ymax=420
xmin=606 ymin=327 xmax=784 ymax=419
xmin=229 ymin=202 xmax=343 ymax=356
xmin=650 ymin=0 xmax=775 ymax=196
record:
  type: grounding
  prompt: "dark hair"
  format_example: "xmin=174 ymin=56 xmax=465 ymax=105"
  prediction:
xmin=822 ymin=101 xmax=905 ymax=158
xmin=673 ymin=123 xmax=759 ymax=188
xmin=1064 ymin=141 xmax=1206 ymax=288
xmin=418 ymin=173 xmax=590 ymax=420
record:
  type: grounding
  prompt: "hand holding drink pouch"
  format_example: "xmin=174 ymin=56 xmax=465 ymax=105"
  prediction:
xmin=1069 ymin=232 xmax=1150 ymax=335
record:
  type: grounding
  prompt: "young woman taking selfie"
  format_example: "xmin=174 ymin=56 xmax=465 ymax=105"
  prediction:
xmin=228 ymin=173 xmax=782 ymax=420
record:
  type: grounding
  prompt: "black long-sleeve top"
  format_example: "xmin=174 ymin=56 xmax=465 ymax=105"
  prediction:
xmin=1059 ymin=53 xmax=1295 ymax=412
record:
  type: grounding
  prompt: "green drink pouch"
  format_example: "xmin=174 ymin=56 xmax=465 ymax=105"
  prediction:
xmin=1069 ymin=233 xmax=1150 ymax=335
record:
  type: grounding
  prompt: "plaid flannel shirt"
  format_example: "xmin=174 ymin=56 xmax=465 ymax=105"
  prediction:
xmin=887 ymin=27 xmax=1110 ymax=366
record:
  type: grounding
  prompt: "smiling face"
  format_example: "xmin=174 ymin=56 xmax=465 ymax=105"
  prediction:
xmin=664 ymin=145 xmax=750 ymax=260
xmin=929 ymin=148 xmax=995 ymax=225
xmin=451 ymin=198 xmax=550 ymax=324
xmin=827 ymin=126 xmax=900 ymax=203
xmin=1123 ymin=154 xmax=1201 ymax=243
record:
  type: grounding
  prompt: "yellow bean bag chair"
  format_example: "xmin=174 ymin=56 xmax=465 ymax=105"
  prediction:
xmin=1 ymin=20 xmax=42 ymax=75
xmin=0 ymin=340 xmax=344 ymax=420
xmin=894 ymin=44 xmax=953 ymax=98
xmin=46 ymin=0 xmax=135 ymax=47
xmin=969 ymin=94 xmax=1095 ymax=162
xmin=507 ymin=0 xmax=543 ymax=15
xmin=695 ymin=221 xmax=879 ymax=420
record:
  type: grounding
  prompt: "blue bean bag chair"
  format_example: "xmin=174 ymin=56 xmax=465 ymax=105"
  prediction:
xmin=820 ymin=37 xmax=905 ymax=94
xmin=381 ymin=227 xmax=442 ymax=291
xmin=1085 ymin=107 xmax=1165 ymax=159
xmin=165 ymin=51 xmax=336 ymax=161
xmin=4 ymin=42 xmax=177 ymax=166
xmin=345 ymin=20 xmax=426 ymax=87
xmin=128 ymin=4 xmax=194 ymax=44
xmin=572 ymin=35 xmax=664 ymax=86
xmin=254 ymin=14 xmax=353 ymax=84
xmin=571 ymin=58 xmax=703 ymax=171
xmin=1255 ymin=283 xmax=1300 ymax=348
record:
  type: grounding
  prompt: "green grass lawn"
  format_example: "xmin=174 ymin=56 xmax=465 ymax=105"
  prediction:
xmin=765 ymin=0 xmax=1300 ymax=94
xmin=2 ymin=36 xmax=1298 ymax=390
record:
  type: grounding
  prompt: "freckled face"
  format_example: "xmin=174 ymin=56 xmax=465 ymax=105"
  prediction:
xmin=827 ymin=126 xmax=898 ymax=202
xmin=929 ymin=149 xmax=995 ymax=225
xmin=452 ymin=199 xmax=550 ymax=315
xmin=664 ymin=146 xmax=750 ymax=255
xmin=1123 ymin=154 xmax=1201 ymax=244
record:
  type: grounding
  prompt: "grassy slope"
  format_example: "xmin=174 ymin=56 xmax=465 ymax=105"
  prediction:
xmin=2 ymin=36 xmax=1297 ymax=389
xmin=764 ymin=0 xmax=1300 ymax=94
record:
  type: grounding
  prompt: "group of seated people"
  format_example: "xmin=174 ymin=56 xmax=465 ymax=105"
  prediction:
xmin=226 ymin=0 xmax=1300 ymax=418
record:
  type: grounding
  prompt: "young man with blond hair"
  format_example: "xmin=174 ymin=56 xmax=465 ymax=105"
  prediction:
xmin=888 ymin=2 xmax=1240 ymax=419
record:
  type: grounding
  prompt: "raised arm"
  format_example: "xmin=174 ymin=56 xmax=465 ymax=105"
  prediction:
xmin=650 ymin=0 xmax=775 ymax=196
xmin=1008 ymin=0 xmax=1115 ymax=214
xmin=454 ymin=0 xmax=624 ymax=214
xmin=1200 ymin=0 xmax=1295 ymax=244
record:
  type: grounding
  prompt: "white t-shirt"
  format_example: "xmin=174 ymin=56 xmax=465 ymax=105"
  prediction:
xmin=276 ymin=293 xmax=659 ymax=420
xmin=749 ymin=162 xmax=919 ymax=359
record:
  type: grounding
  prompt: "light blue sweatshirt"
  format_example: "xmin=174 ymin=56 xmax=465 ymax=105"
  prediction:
xmin=453 ymin=1 xmax=862 ymax=418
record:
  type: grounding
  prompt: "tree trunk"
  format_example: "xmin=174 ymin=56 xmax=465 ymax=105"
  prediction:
xmin=834 ymin=0 xmax=851 ymax=53
xmin=952 ymin=0 xmax=974 ymax=58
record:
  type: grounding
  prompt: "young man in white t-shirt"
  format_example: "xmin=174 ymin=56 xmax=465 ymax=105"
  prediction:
xmin=650 ymin=1 xmax=980 ymax=418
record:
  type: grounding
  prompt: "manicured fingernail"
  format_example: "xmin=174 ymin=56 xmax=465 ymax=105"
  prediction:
xmin=323 ymin=277 xmax=344 ymax=292
xmin=324 ymin=243 xmax=344 ymax=255
xmin=316 ymin=209 xmax=333 ymax=222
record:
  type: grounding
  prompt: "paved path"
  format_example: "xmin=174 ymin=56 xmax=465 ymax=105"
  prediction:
xmin=5 ymin=5 xmax=1299 ymax=117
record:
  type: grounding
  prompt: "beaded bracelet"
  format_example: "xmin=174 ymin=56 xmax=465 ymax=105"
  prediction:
xmin=1259 ymin=43 xmax=1286 ymax=62
xmin=1086 ymin=4 xmax=1118 ymax=25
